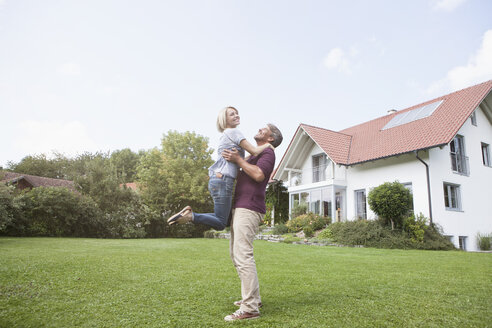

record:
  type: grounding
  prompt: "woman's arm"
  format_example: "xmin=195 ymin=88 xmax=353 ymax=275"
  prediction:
xmin=239 ymin=139 xmax=273 ymax=156
xmin=222 ymin=149 xmax=265 ymax=182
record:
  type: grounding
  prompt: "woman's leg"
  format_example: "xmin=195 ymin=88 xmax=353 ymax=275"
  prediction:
xmin=193 ymin=176 xmax=234 ymax=230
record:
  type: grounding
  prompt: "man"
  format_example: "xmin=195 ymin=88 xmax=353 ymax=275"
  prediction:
xmin=222 ymin=123 xmax=283 ymax=321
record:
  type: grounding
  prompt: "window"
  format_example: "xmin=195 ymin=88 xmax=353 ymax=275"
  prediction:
xmin=458 ymin=236 xmax=467 ymax=251
xmin=312 ymin=154 xmax=327 ymax=183
xmin=403 ymin=182 xmax=414 ymax=212
xmin=443 ymin=183 xmax=461 ymax=211
xmin=470 ymin=111 xmax=477 ymax=126
xmin=354 ymin=189 xmax=367 ymax=220
xmin=450 ymin=135 xmax=469 ymax=175
xmin=482 ymin=143 xmax=491 ymax=167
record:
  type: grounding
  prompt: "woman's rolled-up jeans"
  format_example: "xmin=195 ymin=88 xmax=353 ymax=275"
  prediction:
xmin=193 ymin=174 xmax=235 ymax=230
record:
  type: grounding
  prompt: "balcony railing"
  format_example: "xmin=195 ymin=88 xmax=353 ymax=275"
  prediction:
xmin=450 ymin=153 xmax=469 ymax=176
xmin=289 ymin=164 xmax=330 ymax=187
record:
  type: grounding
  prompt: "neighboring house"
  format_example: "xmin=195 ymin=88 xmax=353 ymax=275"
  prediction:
xmin=0 ymin=172 xmax=76 ymax=191
xmin=273 ymin=80 xmax=492 ymax=251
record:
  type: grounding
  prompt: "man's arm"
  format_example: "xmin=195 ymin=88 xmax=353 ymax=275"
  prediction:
xmin=222 ymin=149 xmax=265 ymax=182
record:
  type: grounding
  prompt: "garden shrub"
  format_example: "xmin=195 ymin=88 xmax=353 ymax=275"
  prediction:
xmin=203 ymin=229 xmax=217 ymax=238
xmin=403 ymin=213 xmax=428 ymax=243
xmin=328 ymin=219 xmax=455 ymax=250
xmin=272 ymin=223 xmax=289 ymax=235
xmin=303 ymin=226 xmax=314 ymax=238
xmin=367 ymin=181 xmax=413 ymax=230
xmin=0 ymin=184 xmax=16 ymax=233
xmin=286 ymin=213 xmax=329 ymax=233
xmin=318 ymin=227 xmax=332 ymax=240
xmin=476 ymin=232 xmax=491 ymax=251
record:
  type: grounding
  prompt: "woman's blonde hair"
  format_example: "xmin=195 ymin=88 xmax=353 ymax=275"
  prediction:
xmin=216 ymin=106 xmax=239 ymax=132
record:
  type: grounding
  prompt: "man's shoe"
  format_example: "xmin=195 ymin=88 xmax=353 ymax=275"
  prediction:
xmin=224 ymin=310 xmax=260 ymax=321
xmin=233 ymin=300 xmax=262 ymax=308
xmin=167 ymin=206 xmax=192 ymax=225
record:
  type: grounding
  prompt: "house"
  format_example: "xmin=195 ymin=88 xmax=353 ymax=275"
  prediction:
xmin=119 ymin=182 xmax=139 ymax=192
xmin=0 ymin=171 xmax=76 ymax=191
xmin=273 ymin=80 xmax=492 ymax=251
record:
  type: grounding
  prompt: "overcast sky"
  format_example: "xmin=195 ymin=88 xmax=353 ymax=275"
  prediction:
xmin=1 ymin=0 xmax=491 ymax=168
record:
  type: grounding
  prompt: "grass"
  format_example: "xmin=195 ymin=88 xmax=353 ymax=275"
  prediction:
xmin=0 ymin=238 xmax=491 ymax=328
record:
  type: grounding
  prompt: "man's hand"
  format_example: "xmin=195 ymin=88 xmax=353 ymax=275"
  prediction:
xmin=222 ymin=148 xmax=241 ymax=163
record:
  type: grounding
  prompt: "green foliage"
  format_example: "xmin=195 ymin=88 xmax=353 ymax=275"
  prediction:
xmin=110 ymin=148 xmax=141 ymax=183
xmin=137 ymin=131 xmax=214 ymax=215
xmin=286 ymin=212 xmax=329 ymax=233
xmin=303 ymin=225 xmax=314 ymax=238
xmin=328 ymin=219 xmax=455 ymax=250
xmin=367 ymin=181 xmax=413 ymax=229
xmin=6 ymin=187 xmax=103 ymax=237
xmin=265 ymin=180 xmax=289 ymax=224
xmin=6 ymin=153 xmax=70 ymax=179
xmin=403 ymin=213 xmax=428 ymax=243
xmin=476 ymin=232 xmax=491 ymax=251
xmin=272 ymin=223 xmax=289 ymax=235
xmin=203 ymin=229 xmax=218 ymax=238
xmin=318 ymin=227 xmax=333 ymax=240
xmin=0 ymin=183 xmax=16 ymax=232
xmin=281 ymin=234 xmax=302 ymax=243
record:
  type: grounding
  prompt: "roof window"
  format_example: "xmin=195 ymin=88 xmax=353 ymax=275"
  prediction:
xmin=382 ymin=100 xmax=443 ymax=130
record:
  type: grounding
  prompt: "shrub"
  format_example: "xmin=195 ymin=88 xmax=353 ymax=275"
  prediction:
xmin=303 ymin=226 xmax=314 ymax=238
xmin=286 ymin=213 xmax=329 ymax=233
xmin=476 ymin=232 xmax=492 ymax=251
xmin=367 ymin=181 xmax=413 ymax=230
xmin=272 ymin=223 xmax=289 ymax=235
xmin=403 ymin=213 xmax=428 ymax=243
xmin=328 ymin=219 xmax=455 ymax=250
xmin=0 ymin=184 xmax=16 ymax=233
xmin=292 ymin=203 xmax=307 ymax=218
xmin=318 ymin=227 xmax=332 ymax=240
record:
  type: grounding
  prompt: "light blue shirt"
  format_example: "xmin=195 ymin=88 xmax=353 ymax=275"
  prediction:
xmin=208 ymin=128 xmax=246 ymax=178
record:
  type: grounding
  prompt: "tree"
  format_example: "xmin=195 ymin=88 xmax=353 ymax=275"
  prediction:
xmin=110 ymin=148 xmax=141 ymax=183
xmin=265 ymin=180 xmax=289 ymax=224
xmin=367 ymin=181 xmax=413 ymax=230
xmin=7 ymin=153 xmax=70 ymax=179
xmin=0 ymin=183 xmax=16 ymax=233
xmin=137 ymin=131 xmax=214 ymax=215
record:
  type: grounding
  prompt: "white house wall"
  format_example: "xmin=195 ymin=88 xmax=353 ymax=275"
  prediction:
xmin=346 ymin=153 xmax=430 ymax=221
xmin=427 ymin=107 xmax=492 ymax=251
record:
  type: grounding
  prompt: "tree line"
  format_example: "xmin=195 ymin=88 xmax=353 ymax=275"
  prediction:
xmin=0 ymin=131 xmax=216 ymax=238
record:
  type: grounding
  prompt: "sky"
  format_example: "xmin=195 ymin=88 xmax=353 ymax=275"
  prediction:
xmin=1 ymin=0 xmax=492 ymax=169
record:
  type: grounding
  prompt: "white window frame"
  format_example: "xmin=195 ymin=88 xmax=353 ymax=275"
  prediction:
xmin=458 ymin=236 xmax=467 ymax=251
xmin=482 ymin=143 xmax=491 ymax=167
xmin=312 ymin=153 xmax=327 ymax=183
xmin=443 ymin=182 xmax=462 ymax=211
xmin=354 ymin=189 xmax=367 ymax=220
xmin=470 ymin=110 xmax=477 ymax=126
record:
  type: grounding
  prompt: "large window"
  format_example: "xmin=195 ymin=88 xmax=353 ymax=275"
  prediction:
xmin=458 ymin=236 xmax=467 ymax=251
xmin=312 ymin=154 xmax=327 ymax=183
xmin=470 ymin=111 xmax=477 ymax=126
xmin=450 ymin=135 xmax=469 ymax=175
xmin=482 ymin=143 xmax=491 ymax=167
xmin=291 ymin=188 xmax=333 ymax=218
xmin=354 ymin=189 xmax=367 ymax=220
xmin=443 ymin=183 xmax=461 ymax=211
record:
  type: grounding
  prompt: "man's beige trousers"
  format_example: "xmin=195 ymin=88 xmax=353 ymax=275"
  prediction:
xmin=229 ymin=208 xmax=264 ymax=313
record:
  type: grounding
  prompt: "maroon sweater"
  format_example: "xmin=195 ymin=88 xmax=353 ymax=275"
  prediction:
xmin=233 ymin=148 xmax=275 ymax=214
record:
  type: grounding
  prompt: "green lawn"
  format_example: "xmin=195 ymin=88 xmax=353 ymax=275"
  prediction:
xmin=0 ymin=238 xmax=490 ymax=328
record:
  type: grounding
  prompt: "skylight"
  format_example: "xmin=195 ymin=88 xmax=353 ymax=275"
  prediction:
xmin=382 ymin=100 xmax=443 ymax=130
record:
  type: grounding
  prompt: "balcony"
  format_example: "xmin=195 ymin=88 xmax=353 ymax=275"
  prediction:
xmin=450 ymin=153 xmax=469 ymax=176
xmin=289 ymin=164 xmax=330 ymax=187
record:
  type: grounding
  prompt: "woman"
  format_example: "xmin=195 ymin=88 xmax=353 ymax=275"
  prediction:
xmin=167 ymin=106 xmax=272 ymax=230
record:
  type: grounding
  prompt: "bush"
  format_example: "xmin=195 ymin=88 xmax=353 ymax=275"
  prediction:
xmin=303 ymin=226 xmax=314 ymax=238
xmin=286 ymin=213 xmax=329 ymax=233
xmin=328 ymin=219 xmax=455 ymax=250
xmin=476 ymin=232 xmax=491 ymax=251
xmin=0 ymin=184 xmax=16 ymax=233
xmin=403 ymin=213 xmax=428 ymax=243
xmin=272 ymin=223 xmax=289 ymax=235
xmin=318 ymin=227 xmax=332 ymax=240
xmin=203 ymin=229 xmax=217 ymax=238
xmin=367 ymin=181 xmax=413 ymax=230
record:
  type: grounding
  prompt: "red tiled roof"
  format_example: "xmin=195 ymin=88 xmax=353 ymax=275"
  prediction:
xmin=301 ymin=80 xmax=492 ymax=165
xmin=120 ymin=182 xmax=139 ymax=191
xmin=1 ymin=172 xmax=76 ymax=190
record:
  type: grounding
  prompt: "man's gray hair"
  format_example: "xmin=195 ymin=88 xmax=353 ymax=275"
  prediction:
xmin=267 ymin=123 xmax=283 ymax=148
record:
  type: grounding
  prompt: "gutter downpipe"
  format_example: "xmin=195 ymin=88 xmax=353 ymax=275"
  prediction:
xmin=415 ymin=151 xmax=433 ymax=224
